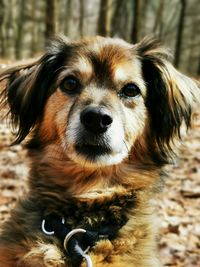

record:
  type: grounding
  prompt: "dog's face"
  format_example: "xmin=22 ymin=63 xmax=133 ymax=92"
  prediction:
xmin=43 ymin=38 xmax=147 ymax=167
xmin=1 ymin=36 xmax=199 ymax=170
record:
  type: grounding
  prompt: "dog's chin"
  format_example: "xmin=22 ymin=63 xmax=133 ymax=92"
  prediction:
xmin=67 ymin=143 xmax=128 ymax=168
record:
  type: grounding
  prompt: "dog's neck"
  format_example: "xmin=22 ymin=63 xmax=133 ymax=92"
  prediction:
xmin=28 ymin=152 xmax=161 ymax=196
xmin=26 ymin=145 xmax=162 ymax=241
xmin=26 ymin=141 xmax=163 ymax=204
xmin=38 ymin=186 xmax=136 ymax=230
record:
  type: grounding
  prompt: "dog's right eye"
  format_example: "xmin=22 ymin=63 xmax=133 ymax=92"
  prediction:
xmin=119 ymin=83 xmax=141 ymax=98
xmin=60 ymin=76 xmax=80 ymax=94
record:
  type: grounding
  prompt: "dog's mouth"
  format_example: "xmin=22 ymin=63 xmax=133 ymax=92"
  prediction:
xmin=68 ymin=131 xmax=126 ymax=166
xmin=68 ymin=134 xmax=128 ymax=166
xmin=75 ymin=143 xmax=112 ymax=158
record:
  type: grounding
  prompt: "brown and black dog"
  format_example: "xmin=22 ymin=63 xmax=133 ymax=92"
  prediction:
xmin=0 ymin=36 xmax=199 ymax=267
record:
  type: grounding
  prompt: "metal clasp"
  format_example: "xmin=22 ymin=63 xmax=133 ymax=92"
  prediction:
xmin=63 ymin=228 xmax=93 ymax=267
xmin=41 ymin=217 xmax=65 ymax=235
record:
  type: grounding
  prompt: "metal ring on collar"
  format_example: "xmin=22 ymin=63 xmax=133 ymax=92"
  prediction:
xmin=63 ymin=228 xmax=86 ymax=252
xmin=75 ymin=243 xmax=93 ymax=267
xmin=82 ymin=253 xmax=93 ymax=267
xmin=41 ymin=217 xmax=65 ymax=236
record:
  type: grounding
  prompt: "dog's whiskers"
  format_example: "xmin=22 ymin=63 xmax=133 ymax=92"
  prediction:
xmin=123 ymin=140 xmax=130 ymax=159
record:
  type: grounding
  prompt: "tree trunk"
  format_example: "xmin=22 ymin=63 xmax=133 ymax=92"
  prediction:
xmin=131 ymin=0 xmax=140 ymax=43
xmin=30 ymin=0 xmax=36 ymax=57
xmin=45 ymin=0 xmax=56 ymax=42
xmin=139 ymin=0 xmax=149 ymax=37
xmin=97 ymin=0 xmax=109 ymax=36
xmin=15 ymin=0 xmax=25 ymax=59
xmin=79 ymin=0 xmax=84 ymax=37
xmin=197 ymin=53 xmax=200 ymax=76
xmin=174 ymin=0 xmax=186 ymax=68
xmin=110 ymin=0 xmax=124 ymax=37
xmin=153 ymin=0 xmax=165 ymax=37
xmin=4 ymin=0 xmax=13 ymax=58
xmin=64 ymin=0 xmax=72 ymax=36
xmin=0 ymin=0 xmax=5 ymax=57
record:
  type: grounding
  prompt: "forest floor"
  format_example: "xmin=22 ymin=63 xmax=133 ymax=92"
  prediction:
xmin=0 ymin=69 xmax=199 ymax=266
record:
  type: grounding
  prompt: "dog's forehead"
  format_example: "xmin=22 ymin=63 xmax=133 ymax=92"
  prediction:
xmin=69 ymin=37 xmax=140 ymax=83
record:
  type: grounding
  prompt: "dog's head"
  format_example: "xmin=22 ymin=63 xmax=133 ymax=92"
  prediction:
xmin=1 ymin=36 xmax=199 ymax=169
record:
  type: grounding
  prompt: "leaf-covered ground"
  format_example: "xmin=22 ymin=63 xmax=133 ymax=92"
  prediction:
xmin=0 ymin=83 xmax=199 ymax=266
xmin=158 ymin=111 xmax=200 ymax=267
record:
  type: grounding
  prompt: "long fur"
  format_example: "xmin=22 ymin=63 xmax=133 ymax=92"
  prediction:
xmin=0 ymin=36 xmax=199 ymax=267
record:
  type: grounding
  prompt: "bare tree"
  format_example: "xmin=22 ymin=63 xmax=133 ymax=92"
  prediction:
xmin=4 ymin=0 xmax=14 ymax=58
xmin=79 ymin=0 xmax=84 ymax=37
xmin=45 ymin=0 xmax=56 ymax=41
xmin=153 ymin=0 xmax=165 ymax=38
xmin=97 ymin=0 xmax=109 ymax=36
xmin=15 ymin=0 xmax=25 ymax=59
xmin=139 ymin=0 xmax=149 ymax=38
xmin=64 ymin=0 xmax=72 ymax=36
xmin=197 ymin=53 xmax=200 ymax=76
xmin=0 ymin=0 xmax=199 ymax=77
xmin=111 ymin=0 xmax=124 ymax=37
xmin=30 ymin=0 xmax=37 ymax=57
xmin=131 ymin=0 xmax=140 ymax=43
xmin=0 ymin=0 xmax=5 ymax=57
xmin=111 ymin=0 xmax=133 ymax=40
xmin=174 ymin=0 xmax=187 ymax=67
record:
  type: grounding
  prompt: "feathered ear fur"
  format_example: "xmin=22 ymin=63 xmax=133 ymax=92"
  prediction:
xmin=0 ymin=37 xmax=70 ymax=144
xmin=136 ymin=37 xmax=200 ymax=164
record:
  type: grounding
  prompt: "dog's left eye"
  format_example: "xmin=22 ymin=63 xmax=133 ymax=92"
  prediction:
xmin=119 ymin=83 xmax=141 ymax=98
xmin=60 ymin=76 xmax=80 ymax=93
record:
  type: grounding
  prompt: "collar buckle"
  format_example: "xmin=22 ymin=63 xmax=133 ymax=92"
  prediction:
xmin=41 ymin=216 xmax=93 ymax=267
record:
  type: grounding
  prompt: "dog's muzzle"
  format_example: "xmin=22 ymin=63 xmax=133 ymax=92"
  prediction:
xmin=75 ymin=107 xmax=113 ymax=158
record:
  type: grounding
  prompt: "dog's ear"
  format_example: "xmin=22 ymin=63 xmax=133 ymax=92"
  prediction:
xmin=136 ymin=37 xmax=200 ymax=164
xmin=0 ymin=37 xmax=70 ymax=144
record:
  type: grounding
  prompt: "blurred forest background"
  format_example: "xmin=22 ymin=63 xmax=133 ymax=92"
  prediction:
xmin=0 ymin=0 xmax=200 ymax=76
xmin=0 ymin=1 xmax=200 ymax=267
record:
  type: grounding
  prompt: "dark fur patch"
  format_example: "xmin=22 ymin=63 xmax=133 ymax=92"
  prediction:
xmin=141 ymin=56 xmax=191 ymax=164
xmin=2 ymin=38 xmax=71 ymax=144
xmin=89 ymin=52 xmax=113 ymax=88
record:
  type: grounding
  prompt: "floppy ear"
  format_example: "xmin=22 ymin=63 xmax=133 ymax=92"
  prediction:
xmin=136 ymin=38 xmax=200 ymax=164
xmin=0 ymin=37 xmax=70 ymax=144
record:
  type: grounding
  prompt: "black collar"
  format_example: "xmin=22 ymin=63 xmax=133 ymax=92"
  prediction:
xmin=42 ymin=213 xmax=127 ymax=267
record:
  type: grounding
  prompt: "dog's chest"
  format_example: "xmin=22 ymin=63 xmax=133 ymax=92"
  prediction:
xmin=43 ymin=189 xmax=136 ymax=231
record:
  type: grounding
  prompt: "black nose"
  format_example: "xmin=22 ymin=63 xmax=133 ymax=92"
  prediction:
xmin=80 ymin=107 xmax=113 ymax=134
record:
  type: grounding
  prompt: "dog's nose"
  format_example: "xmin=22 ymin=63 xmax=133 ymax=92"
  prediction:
xmin=80 ymin=107 xmax=113 ymax=134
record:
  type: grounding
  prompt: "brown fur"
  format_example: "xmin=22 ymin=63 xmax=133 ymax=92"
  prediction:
xmin=0 ymin=36 xmax=199 ymax=267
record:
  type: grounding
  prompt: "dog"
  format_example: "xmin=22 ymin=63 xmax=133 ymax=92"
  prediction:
xmin=0 ymin=36 xmax=199 ymax=267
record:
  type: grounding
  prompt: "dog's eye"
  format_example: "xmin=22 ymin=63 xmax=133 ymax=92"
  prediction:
xmin=120 ymin=83 xmax=141 ymax=98
xmin=60 ymin=76 xmax=80 ymax=93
